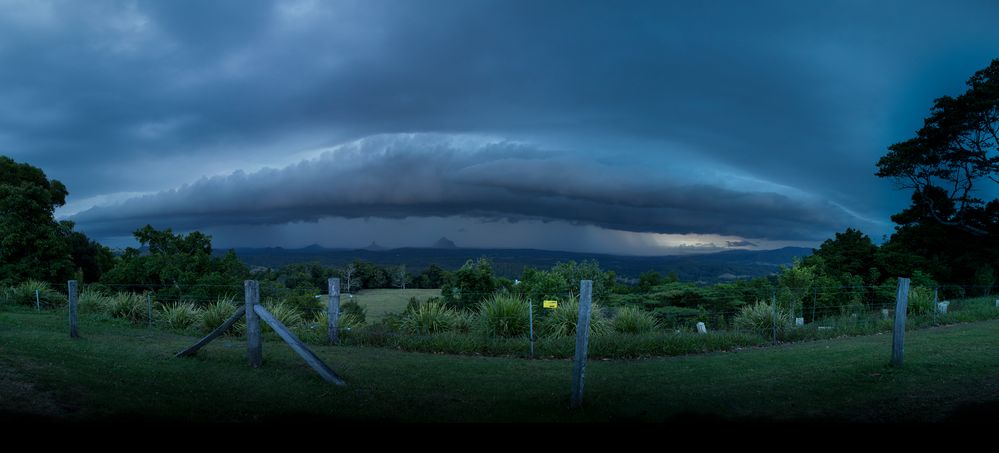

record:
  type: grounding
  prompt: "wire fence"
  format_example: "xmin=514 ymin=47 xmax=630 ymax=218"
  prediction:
xmin=3 ymin=279 xmax=999 ymax=359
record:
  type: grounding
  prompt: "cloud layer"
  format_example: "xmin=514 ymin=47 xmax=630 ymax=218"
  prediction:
xmin=3 ymin=1 xmax=998 ymax=249
xmin=70 ymin=134 xmax=870 ymax=241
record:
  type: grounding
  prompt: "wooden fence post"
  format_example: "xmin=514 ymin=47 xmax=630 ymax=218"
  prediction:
xmin=246 ymin=280 xmax=262 ymax=367
xmin=68 ymin=280 xmax=78 ymax=338
xmin=891 ymin=277 xmax=910 ymax=367
xmin=328 ymin=278 xmax=341 ymax=345
xmin=771 ymin=288 xmax=777 ymax=345
xmin=570 ymin=280 xmax=593 ymax=409
xmin=528 ymin=299 xmax=535 ymax=359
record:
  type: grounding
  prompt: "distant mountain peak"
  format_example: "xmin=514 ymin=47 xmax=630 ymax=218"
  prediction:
xmin=432 ymin=237 xmax=457 ymax=249
xmin=362 ymin=241 xmax=386 ymax=251
xmin=301 ymin=244 xmax=325 ymax=251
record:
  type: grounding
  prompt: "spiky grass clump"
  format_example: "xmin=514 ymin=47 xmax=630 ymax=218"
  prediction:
xmin=313 ymin=309 xmax=365 ymax=334
xmin=262 ymin=301 xmax=304 ymax=332
xmin=476 ymin=294 xmax=529 ymax=338
xmin=104 ymin=292 xmax=149 ymax=324
xmin=78 ymin=287 xmax=111 ymax=314
xmin=908 ymin=286 xmax=935 ymax=316
xmin=453 ymin=311 xmax=476 ymax=334
xmin=200 ymin=296 xmax=241 ymax=334
xmin=158 ymin=302 xmax=202 ymax=330
xmin=400 ymin=300 xmax=456 ymax=335
xmin=612 ymin=306 xmax=660 ymax=334
xmin=539 ymin=298 xmax=610 ymax=338
xmin=733 ymin=300 xmax=792 ymax=339
xmin=4 ymin=280 xmax=66 ymax=308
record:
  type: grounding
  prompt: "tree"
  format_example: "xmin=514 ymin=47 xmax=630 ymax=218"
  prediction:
xmin=99 ymin=225 xmax=248 ymax=300
xmin=805 ymin=228 xmax=877 ymax=282
xmin=338 ymin=262 xmax=359 ymax=293
xmin=637 ymin=270 xmax=663 ymax=291
xmin=975 ymin=264 xmax=995 ymax=296
xmin=1 ymin=156 xmax=76 ymax=284
xmin=876 ymin=59 xmax=999 ymax=237
xmin=413 ymin=264 xmax=449 ymax=289
xmin=60 ymin=220 xmax=115 ymax=283
xmin=391 ymin=264 xmax=408 ymax=289
xmin=441 ymin=257 xmax=496 ymax=310
xmin=353 ymin=260 xmax=389 ymax=289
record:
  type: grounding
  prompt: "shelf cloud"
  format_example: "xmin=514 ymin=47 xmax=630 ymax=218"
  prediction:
xmin=71 ymin=134 xmax=870 ymax=241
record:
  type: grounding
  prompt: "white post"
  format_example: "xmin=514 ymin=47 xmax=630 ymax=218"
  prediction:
xmin=34 ymin=289 xmax=40 ymax=311
xmin=696 ymin=322 xmax=707 ymax=334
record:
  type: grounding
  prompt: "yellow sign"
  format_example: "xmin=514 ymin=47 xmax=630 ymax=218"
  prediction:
xmin=543 ymin=300 xmax=558 ymax=309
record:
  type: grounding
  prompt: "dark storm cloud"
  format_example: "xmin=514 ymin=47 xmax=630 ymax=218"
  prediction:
xmin=70 ymin=134 xmax=869 ymax=241
xmin=3 ymin=1 xmax=999 ymax=245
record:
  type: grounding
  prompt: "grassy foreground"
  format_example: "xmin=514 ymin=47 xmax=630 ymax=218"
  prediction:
xmin=2 ymin=306 xmax=998 ymax=423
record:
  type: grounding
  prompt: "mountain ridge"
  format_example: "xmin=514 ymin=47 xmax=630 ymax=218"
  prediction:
xmin=213 ymin=245 xmax=813 ymax=283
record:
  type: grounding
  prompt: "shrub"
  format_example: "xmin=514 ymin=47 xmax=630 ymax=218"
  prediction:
xmin=5 ymin=281 xmax=66 ymax=308
xmin=476 ymin=294 xmax=530 ymax=337
xmin=158 ymin=302 xmax=201 ymax=330
xmin=612 ymin=306 xmax=659 ymax=334
xmin=283 ymin=292 xmax=324 ymax=319
xmin=340 ymin=300 xmax=367 ymax=324
xmin=539 ymin=297 xmax=610 ymax=338
xmin=650 ymin=305 xmax=703 ymax=329
xmin=381 ymin=312 xmax=404 ymax=331
xmin=400 ymin=300 xmax=456 ymax=334
xmin=733 ymin=300 xmax=792 ymax=339
xmin=200 ymin=296 xmax=240 ymax=334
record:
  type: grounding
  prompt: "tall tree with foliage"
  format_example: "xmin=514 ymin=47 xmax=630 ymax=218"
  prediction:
xmin=0 ymin=156 xmax=111 ymax=285
xmin=876 ymin=59 xmax=999 ymax=237
xmin=875 ymin=59 xmax=999 ymax=286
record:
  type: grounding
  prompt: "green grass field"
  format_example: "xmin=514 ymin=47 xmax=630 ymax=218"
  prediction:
xmin=349 ymin=288 xmax=441 ymax=322
xmin=2 ymin=305 xmax=999 ymax=422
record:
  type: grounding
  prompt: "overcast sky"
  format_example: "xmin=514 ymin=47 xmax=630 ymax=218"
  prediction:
xmin=2 ymin=0 xmax=998 ymax=255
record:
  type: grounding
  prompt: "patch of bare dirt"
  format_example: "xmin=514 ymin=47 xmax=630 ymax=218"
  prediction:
xmin=0 ymin=362 xmax=69 ymax=418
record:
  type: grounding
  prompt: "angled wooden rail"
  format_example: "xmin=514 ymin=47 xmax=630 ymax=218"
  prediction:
xmin=253 ymin=304 xmax=346 ymax=386
xmin=175 ymin=306 xmax=246 ymax=358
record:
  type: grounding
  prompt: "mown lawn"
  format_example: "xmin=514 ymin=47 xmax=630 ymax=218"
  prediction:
xmin=1 ymin=305 xmax=998 ymax=423
xmin=350 ymin=288 xmax=441 ymax=322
